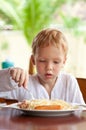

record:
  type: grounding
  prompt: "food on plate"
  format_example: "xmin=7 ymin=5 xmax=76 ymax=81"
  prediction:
xmin=18 ymin=99 xmax=73 ymax=110
xmin=34 ymin=105 xmax=62 ymax=110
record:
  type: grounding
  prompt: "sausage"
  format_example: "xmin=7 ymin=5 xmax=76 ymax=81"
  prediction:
xmin=34 ymin=105 xmax=62 ymax=110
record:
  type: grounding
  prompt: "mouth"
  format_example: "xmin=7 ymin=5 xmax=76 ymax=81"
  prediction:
xmin=45 ymin=73 xmax=53 ymax=78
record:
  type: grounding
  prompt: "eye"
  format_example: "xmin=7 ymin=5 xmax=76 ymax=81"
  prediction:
xmin=54 ymin=61 xmax=60 ymax=64
xmin=39 ymin=59 xmax=46 ymax=62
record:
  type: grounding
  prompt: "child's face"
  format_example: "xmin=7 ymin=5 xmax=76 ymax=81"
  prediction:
xmin=32 ymin=44 xmax=66 ymax=84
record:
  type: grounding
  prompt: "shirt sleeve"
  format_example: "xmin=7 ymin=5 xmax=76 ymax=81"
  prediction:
xmin=0 ymin=69 xmax=18 ymax=92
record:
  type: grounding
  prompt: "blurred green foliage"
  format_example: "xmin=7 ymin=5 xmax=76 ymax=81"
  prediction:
xmin=0 ymin=0 xmax=86 ymax=45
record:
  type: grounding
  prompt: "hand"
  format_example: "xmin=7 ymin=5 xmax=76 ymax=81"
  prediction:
xmin=9 ymin=67 xmax=28 ymax=88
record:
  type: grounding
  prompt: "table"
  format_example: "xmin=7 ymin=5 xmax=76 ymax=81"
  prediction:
xmin=0 ymin=107 xmax=86 ymax=130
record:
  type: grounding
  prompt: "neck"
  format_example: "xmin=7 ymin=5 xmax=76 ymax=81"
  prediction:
xmin=38 ymin=76 xmax=57 ymax=97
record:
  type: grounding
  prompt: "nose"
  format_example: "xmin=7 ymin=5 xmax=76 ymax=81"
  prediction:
xmin=46 ymin=61 xmax=53 ymax=70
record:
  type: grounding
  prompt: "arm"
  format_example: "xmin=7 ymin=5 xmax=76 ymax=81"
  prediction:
xmin=0 ymin=68 xmax=28 ymax=92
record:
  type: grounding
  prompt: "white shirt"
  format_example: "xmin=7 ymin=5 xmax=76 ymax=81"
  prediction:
xmin=0 ymin=69 xmax=85 ymax=104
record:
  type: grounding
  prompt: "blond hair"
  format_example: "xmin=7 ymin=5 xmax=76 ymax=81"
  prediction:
xmin=29 ymin=28 xmax=68 ymax=74
xmin=32 ymin=28 xmax=68 ymax=56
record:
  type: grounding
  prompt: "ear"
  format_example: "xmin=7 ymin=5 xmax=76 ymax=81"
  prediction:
xmin=31 ymin=55 xmax=35 ymax=65
xmin=62 ymin=56 xmax=67 ymax=69
xmin=63 ymin=56 xmax=67 ymax=64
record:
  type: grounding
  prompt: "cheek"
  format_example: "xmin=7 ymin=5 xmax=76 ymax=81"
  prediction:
xmin=54 ymin=67 xmax=60 ymax=72
xmin=54 ymin=64 xmax=63 ymax=73
xmin=36 ymin=63 xmax=44 ymax=72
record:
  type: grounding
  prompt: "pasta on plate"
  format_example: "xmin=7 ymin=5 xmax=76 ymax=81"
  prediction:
xmin=18 ymin=99 xmax=73 ymax=110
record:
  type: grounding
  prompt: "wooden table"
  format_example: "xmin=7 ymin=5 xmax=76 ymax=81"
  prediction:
xmin=0 ymin=107 xmax=86 ymax=130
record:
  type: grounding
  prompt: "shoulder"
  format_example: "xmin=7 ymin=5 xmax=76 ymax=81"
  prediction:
xmin=59 ymin=71 xmax=77 ymax=83
xmin=58 ymin=71 xmax=79 ymax=92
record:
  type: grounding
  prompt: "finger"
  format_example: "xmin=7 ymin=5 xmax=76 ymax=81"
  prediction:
xmin=10 ymin=68 xmax=17 ymax=81
xmin=18 ymin=71 xmax=27 ymax=87
xmin=23 ymin=73 xmax=28 ymax=88
xmin=15 ymin=69 xmax=22 ymax=82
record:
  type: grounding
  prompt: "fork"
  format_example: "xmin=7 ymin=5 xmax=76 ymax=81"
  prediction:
xmin=26 ymin=88 xmax=35 ymax=100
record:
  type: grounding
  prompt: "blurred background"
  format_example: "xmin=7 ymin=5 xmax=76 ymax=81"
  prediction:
xmin=0 ymin=0 xmax=86 ymax=78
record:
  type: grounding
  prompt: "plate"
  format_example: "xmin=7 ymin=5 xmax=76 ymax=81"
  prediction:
xmin=2 ymin=103 xmax=83 ymax=117
xmin=20 ymin=109 xmax=75 ymax=117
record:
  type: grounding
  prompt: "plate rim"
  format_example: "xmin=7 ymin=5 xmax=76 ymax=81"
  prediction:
xmin=4 ymin=102 xmax=82 ymax=117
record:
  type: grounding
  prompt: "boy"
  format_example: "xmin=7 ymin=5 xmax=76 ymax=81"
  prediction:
xmin=0 ymin=28 xmax=85 ymax=104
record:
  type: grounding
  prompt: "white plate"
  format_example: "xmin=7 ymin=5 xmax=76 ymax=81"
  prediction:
xmin=2 ymin=103 xmax=83 ymax=117
xmin=20 ymin=109 xmax=75 ymax=117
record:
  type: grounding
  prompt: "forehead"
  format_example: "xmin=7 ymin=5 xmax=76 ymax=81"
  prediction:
xmin=35 ymin=44 xmax=65 ymax=58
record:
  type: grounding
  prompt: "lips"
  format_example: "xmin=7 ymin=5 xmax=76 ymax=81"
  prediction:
xmin=45 ymin=73 xmax=53 ymax=78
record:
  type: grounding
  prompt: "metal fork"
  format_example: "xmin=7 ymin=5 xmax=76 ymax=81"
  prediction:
xmin=26 ymin=88 xmax=34 ymax=100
